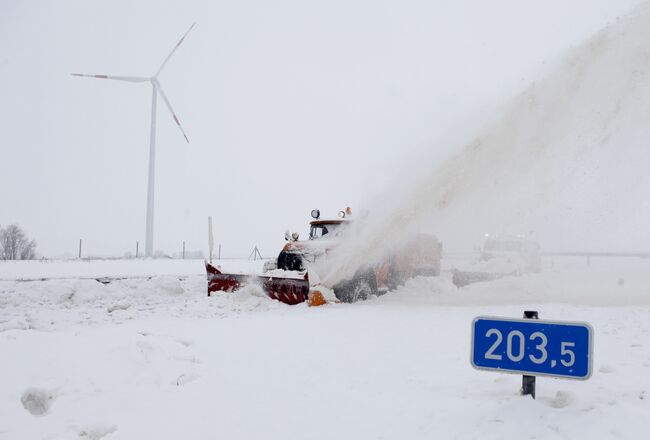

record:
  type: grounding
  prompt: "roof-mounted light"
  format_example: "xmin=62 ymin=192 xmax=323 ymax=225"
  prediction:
xmin=338 ymin=210 xmax=346 ymax=218
xmin=311 ymin=209 xmax=321 ymax=219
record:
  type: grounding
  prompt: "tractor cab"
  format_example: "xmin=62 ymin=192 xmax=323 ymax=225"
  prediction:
xmin=277 ymin=208 xmax=353 ymax=271
xmin=307 ymin=207 xmax=353 ymax=240
xmin=309 ymin=220 xmax=349 ymax=240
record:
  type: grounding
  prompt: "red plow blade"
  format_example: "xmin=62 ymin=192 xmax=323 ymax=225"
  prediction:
xmin=205 ymin=261 xmax=310 ymax=305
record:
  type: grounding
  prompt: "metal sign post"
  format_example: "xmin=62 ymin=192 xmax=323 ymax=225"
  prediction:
xmin=521 ymin=310 xmax=539 ymax=399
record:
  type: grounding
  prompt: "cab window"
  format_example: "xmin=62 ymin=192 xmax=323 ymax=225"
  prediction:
xmin=310 ymin=225 xmax=329 ymax=239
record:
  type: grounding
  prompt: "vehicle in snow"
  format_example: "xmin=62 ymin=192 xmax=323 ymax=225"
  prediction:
xmin=452 ymin=235 xmax=541 ymax=287
xmin=206 ymin=208 xmax=442 ymax=304
xmin=480 ymin=236 xmax=541 ymax=272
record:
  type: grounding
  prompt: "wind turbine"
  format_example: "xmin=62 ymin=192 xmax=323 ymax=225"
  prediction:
xmin=72 ymin=23 xmax=195 ymax=257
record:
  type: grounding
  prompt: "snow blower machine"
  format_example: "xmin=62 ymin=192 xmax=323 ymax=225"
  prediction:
xmin=205 ymin=208 xmax=442 ymax=305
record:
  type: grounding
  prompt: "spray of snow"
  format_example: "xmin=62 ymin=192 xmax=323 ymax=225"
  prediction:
xmin=321 ymin=2 xmax=650 ymax=287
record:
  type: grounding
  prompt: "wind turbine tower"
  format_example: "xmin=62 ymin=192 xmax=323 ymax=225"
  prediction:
xmin=73 ymin=23 xmax=195 ymax=257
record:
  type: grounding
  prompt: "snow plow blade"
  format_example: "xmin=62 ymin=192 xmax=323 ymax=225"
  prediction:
xmin=205 ymin=261 xmax=310 ymax=305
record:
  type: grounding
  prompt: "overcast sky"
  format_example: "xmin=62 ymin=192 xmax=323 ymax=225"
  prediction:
xmin=0 ymin=0 xmax=642 ymax=258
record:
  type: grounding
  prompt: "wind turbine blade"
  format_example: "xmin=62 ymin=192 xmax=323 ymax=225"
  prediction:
xmin=156 ymin=22 xmax=196 ymax=77
xmin=71 ymin=73 xmax=149 ymax=83
xmin=156 ymin=84 xmax=190 ymax=144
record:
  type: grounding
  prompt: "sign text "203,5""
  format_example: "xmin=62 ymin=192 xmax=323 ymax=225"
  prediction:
xmin=471 ymin=317 xmax=593 ymax=379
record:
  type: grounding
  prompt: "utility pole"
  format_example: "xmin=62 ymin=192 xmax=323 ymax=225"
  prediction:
xmin=208 ymin=216 xmax=214 ymax=263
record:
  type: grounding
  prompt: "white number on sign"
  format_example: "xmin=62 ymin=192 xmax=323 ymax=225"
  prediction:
xmin=506 ymin=330 xmax=525 ymax=362
xmin=561 ymin=342 xmax=576 ymax=367
xmin=528 ymin=331 xmax=548 ymax=364
xmin=485 ymin=328 xmax=503 ymax=360
xmin=483 ymin=329 xmax=564 ymax=366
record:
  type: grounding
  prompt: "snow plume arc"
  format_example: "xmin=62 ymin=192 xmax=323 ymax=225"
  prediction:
xmin=321 ymin=2 xmax=650 ymax=287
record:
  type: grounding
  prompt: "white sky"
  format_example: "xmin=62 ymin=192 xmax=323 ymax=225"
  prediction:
xmin=0 ymin=0 xmax=642 ymax=258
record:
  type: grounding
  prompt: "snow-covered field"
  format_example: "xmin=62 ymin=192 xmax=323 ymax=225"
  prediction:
xmin=1 ymin=257 xmax=649 ymax=439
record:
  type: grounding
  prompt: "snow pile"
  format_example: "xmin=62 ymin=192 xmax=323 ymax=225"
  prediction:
xmin=0 ymin=274 xmax=286 ymax=332
xmin=0 ymin=258 xmax=285 ymax=331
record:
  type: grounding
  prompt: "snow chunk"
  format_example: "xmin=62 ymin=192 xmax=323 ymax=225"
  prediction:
xmin=20 ymin=387 xmax=56 ymax=416
xmin=106 ymin=301 xmax=131 ymax=313
xmin=550 ymin=390 xmax=573 ymax=408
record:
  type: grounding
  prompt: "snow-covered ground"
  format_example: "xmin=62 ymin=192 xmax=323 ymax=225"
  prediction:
xmin=1 ymin=257 xmax=649 ymax=439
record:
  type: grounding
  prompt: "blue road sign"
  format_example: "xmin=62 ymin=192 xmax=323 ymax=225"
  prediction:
xmin=471 ymin=316 xmax=593 ymax=380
